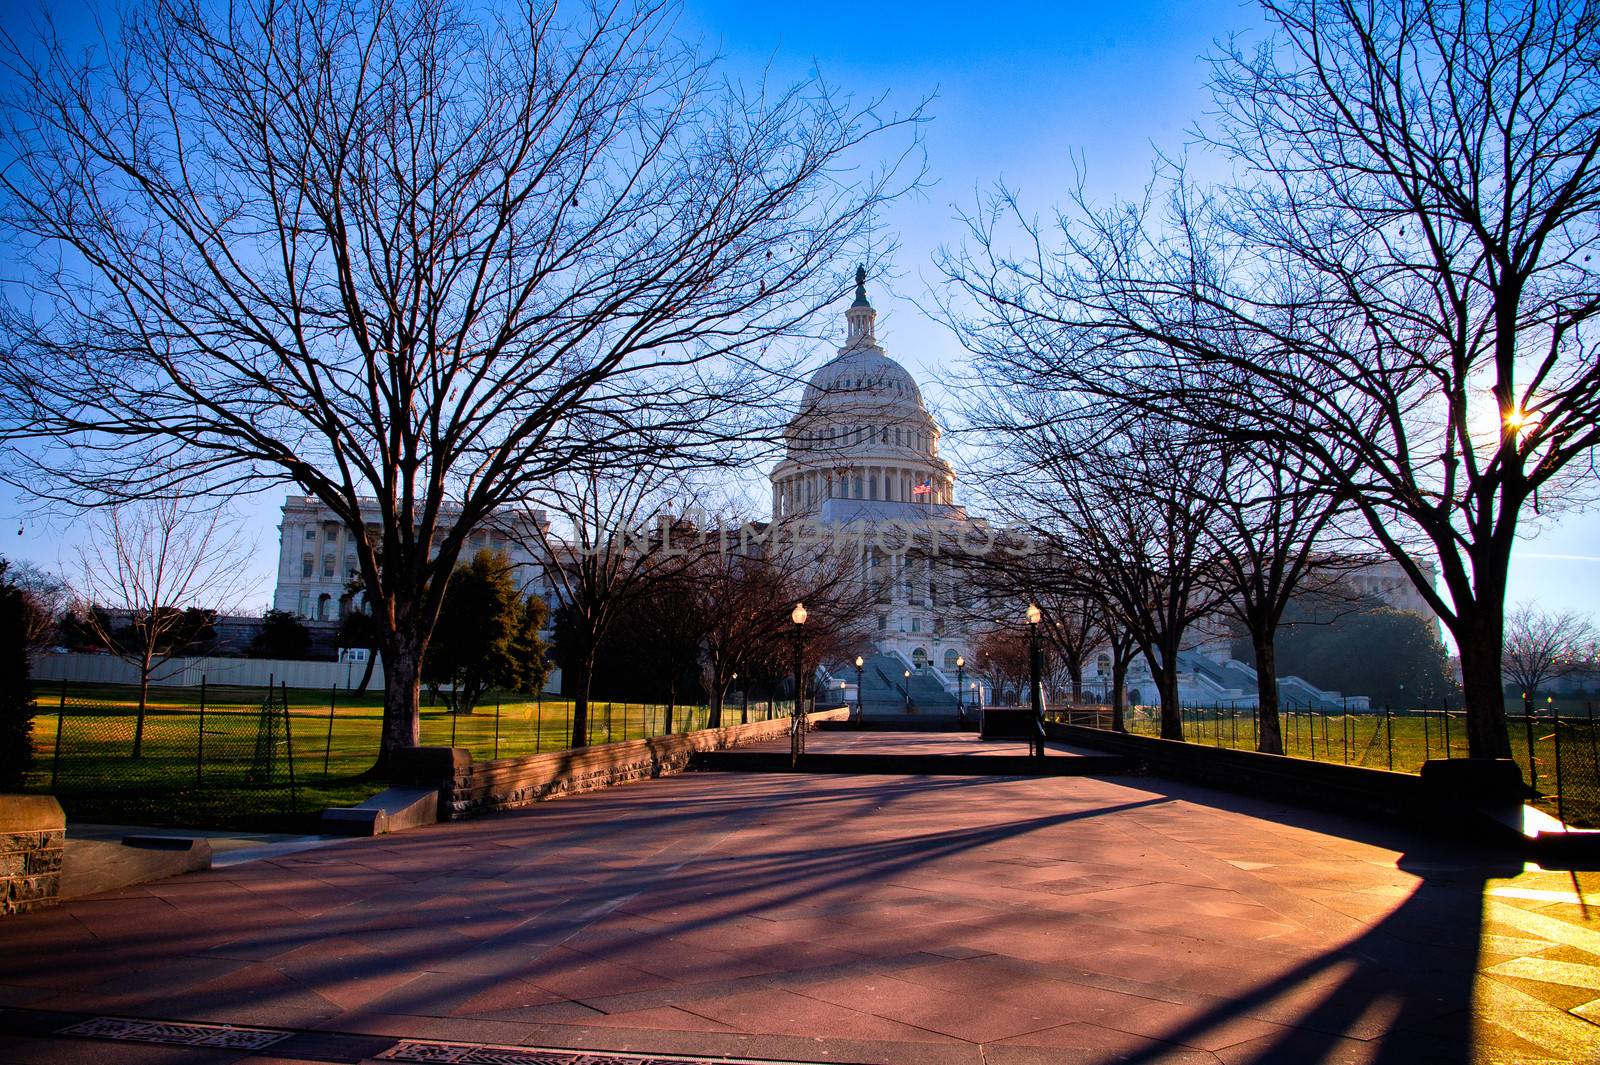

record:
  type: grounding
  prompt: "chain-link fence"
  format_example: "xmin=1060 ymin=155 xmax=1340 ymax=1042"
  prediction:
xmin=1053 ymin=701 xmax=1600 ymax=828
xmin=34 ymin=684 xmax=299 ymax=827
xmin=24 ymin=679 xmax=778 ymax=828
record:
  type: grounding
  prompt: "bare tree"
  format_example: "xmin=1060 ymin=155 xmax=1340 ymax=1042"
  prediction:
xmin=1198 ymin=446 xmax=1352 ymax=753
xmin=74 ymin=496 xmax=251 ymax=756
xmin=0 ymin=559 xmax=67 ymax=655
xmin=526 ymin=466 xmax=695 ymax=747
xmin=960 ymin=389 xmax=1225 ymax=738
xmin=937 ymin=1 xmax=1600 ymax=759
xmin=1503 ymin=604 xmax=1598 ymax=703
xmin=0 ymin=0 xmax=921 ymax=765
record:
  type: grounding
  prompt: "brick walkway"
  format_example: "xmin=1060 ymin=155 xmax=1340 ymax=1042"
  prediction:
xmin=2 ymin=738 xmax=1597 ymax=1063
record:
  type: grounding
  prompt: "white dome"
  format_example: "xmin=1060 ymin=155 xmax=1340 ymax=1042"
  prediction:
xmin=770 ymin=268 xmax=956 ymax=519
xmin=799 ymin=346 xmax=926 ymax=416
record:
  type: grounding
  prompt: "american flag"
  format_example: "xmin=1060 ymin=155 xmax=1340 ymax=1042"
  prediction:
xmin=912 ymin=480 xmax=932 ymax=496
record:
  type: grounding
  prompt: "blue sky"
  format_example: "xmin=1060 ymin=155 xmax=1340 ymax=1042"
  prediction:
xmin=3 ymin=0 xmax=1595 ymax=620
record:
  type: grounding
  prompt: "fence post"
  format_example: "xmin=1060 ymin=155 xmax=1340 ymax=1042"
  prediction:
xmin=450 ymin=704 xmax=458 ymax=748
xmin=323 ymin=684 xmax=336 ymax=776
xmin=280 ymin=682 xmax=297 ymax=813
xmin=1525 ymin=698 xmax=1539 ymax=792
xmin=535 ymin=695 xmax=544 ymax=754
xmin=1342 ymin=709 xmax=1349 ymax=765
xmin=493 ymin=692 xmax=501 ymax=759
xmin=1443 ymin=699 xmax=1452 ymax=758
xmin=197 ymin=676 xmax=207 ymax=786
xmin=1385 ymin=705 xmax=1393 ymax=771
xmin=51 ymin=679 xmax=67 ymax=792
xmin=1423 ymin=707 xmax=1430 ymax=762
xmin=1589 ymin=703 xmax=1598 ymax=794
xmin=1553 ymin=706 xmax=1566 ymax=825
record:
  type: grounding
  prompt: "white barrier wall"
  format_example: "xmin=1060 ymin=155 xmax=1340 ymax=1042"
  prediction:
xmin=30 ymin=652 xmax=384 ymax=690
xmin=29 ymin=652 xmax=562 ymax=694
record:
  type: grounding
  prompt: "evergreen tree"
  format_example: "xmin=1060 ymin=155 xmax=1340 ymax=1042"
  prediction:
xmin=0 ymin=560 xmax=39 ymax=790
xmin=424 ymin=551 xmax=551 ymax=714
xmin=250 ymin=609 xmax=312 ymax=659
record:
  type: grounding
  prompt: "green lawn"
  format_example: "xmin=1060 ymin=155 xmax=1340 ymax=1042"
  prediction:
xmin=1057 ymin=701 xmax=1600 ymax=827
xmin=24 ymin=682 xmax=790 ymax=830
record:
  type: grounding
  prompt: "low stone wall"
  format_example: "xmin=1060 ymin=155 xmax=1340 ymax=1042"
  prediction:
xmin=1047 ymin=721 xmax=1435 ymax=822
xmin=392 ymin=708 xmax=850 ymax=820
xmin=1 ymin=795 xmax=65 ymax=916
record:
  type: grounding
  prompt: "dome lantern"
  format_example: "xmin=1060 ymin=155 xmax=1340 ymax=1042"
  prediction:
xmin=846 ymin=264 xmax=876 ymax=346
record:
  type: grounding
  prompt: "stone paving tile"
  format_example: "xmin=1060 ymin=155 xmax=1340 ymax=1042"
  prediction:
xmin=2 ymin=734 xmax=1598 ymax=1064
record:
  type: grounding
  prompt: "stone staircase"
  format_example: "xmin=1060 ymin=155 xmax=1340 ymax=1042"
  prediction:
xmin=854 ymin=653 xmax=962 ymax=723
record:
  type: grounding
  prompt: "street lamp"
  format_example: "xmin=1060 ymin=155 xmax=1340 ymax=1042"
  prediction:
xmin=854 ymin=655 xmax=865 ymax=724
xmin=903 ymin=669 xmax=911 ymax=713
xmin=1026 ymin=603 xmax=1044 ymax=758
xmin=733 ymin=671 xmax=744 ymax=725
xmin=791 ymin=602 xmax=808 ymax=719
xmin=955 ymin=655 xmax=966 ymax=727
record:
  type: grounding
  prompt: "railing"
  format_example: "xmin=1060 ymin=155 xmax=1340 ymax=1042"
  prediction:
xmin=1050 ymin=700 xmax=1600 ymax=828
xmin=789 ymin=706 xmax=809 ymax=766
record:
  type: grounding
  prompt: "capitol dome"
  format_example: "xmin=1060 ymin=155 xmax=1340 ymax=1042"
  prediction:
xmin=771 ymin=267 xmax=955 ymax=519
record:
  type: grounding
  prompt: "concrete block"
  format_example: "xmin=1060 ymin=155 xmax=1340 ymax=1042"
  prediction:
xmin=320 ymin=786 xmax=440 ymax=836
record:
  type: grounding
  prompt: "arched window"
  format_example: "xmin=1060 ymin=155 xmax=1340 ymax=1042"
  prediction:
xmin=944 ymin=649 xmax=959 ymax=670
xmin=912 ymin=647 xmax=929 ymax=668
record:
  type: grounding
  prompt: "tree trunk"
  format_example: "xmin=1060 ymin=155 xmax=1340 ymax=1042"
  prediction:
xmin=570 ymin=656 xmax=592 ymax=748
xmin=379 ymin=636 xmax=423 ymax=767
xmin=1110 ymin=658 xmax=1127 ymax=733
xmin=1065 ymin=650 xmax=1083 ymax=704
xmin=1458 ymin=615 xmax=1513 ymax=760
xmin=357 ymin=651 xmax=377 ymax=695
xmin=1154 ymin=654 xmax=1182 ymax=740
xmin=133 ymin=657 xmax=151 ymax=758
xmin=707 ymin=672 xmax=723 ymax=728
xmin=1252 ymin=632 xmax=1284 ymax=755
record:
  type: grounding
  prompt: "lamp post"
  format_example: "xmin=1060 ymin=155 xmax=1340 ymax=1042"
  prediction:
xmin=733 ymin=672 xmax=743 ymax=725
xmin=791 ymin=603 xmax=808 ymax=718
xmin=955 ymin=655 xmax=966 ymax=727
xmin=1026 ymin=603 xmax=1044 ymax=758
xmin=854 ymin=655 xmax=865 ymax=724
xmin=790 ymin=602 xmax=809 ymax=765
xmin=903 ymin=669 xmax=912 ymax=713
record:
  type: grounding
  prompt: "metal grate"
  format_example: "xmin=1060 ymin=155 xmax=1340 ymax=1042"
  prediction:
xmin=378 ymin=1041 xmax=831 ymax=1065
xmin=57 ymin=1015 xmax=292 ymax=1049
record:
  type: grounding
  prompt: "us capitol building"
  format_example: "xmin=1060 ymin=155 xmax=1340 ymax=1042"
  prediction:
xmin=269 ymin=269 xmax=1424 ymax=710
xmin=769 ymin=268 xmax=979 ymax=676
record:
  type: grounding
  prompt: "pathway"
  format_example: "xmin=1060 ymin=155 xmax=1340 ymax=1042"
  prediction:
xmin=2 ymin=742 xmax=1597 ymax=1063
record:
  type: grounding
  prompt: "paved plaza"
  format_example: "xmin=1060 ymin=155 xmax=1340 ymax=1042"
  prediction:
xmin=2 ymin=734 xmax=1598 ymax=1064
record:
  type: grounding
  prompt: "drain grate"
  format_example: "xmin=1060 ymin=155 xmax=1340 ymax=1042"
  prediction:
xmin=57 ymin=1015 xmax=292 ymax=1050
xmin=377 ymin=1041 xmax=827 ymax=1065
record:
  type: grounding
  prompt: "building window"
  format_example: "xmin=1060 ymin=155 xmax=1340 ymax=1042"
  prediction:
xmin=878 ymin=614 xmax=887 ymax=632
xmin=304 ymin=527 xmax=316 ymax=540
xmin=911 ymin=617 xmax=921 ymax=633
xmin=301 ymin=555 xmax=314 ymax=578
xmin=323 ymin=556 xmax=335 ymax=577
xmin=297 ymin=591 xmax=310 ymax=616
